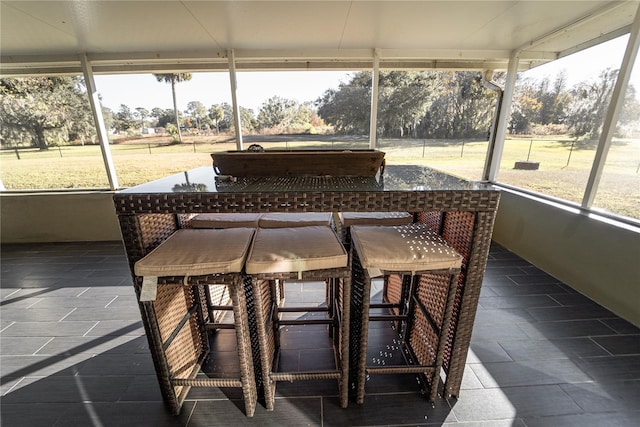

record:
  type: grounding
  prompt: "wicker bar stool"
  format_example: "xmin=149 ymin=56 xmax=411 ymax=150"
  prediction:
xmin=336 ymin=212 xmax=414 ymax=320
xmin=259 ymin=212 xmax=334 ymax=303
xmin=189 ymin=213 xmax=262 ymax=324
xmin=134 ymin=228 xmax=258 ymax=416
xmin=336 ymin=211 xmax=413 ymax=248
xmin=349 ymin=223 xmax=462 ymax=404
xmin=244 ymin=225 xmax=351 ymax=410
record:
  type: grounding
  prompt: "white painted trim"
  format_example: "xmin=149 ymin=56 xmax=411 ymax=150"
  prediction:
xmin=80 ymin=54 xmax=119 ymax=190
xmin=228 ymin=49 xmax=244 ymax=151
xmin=583 ymin=3 xmax=640 ymax=208
xmin=487 ymin=52 xmax=519 ymax=181
xmin=369 ymin=49 xmax=380 ymax=149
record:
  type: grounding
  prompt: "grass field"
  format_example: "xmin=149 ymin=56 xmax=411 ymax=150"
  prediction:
xmin=1 ymin=134 xmax=638 ymax=219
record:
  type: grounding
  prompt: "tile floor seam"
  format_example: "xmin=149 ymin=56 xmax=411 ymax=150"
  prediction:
xmin=2 ymin=289 xmax=21 ymax=299
xmin=104 ymin=296 xmax=118 ymax=308
xmin=554 ymin=380 xmax=591 ymax=415
xmin=33 ymin=337 xmax=55 ymax=355
xmin=25 ymin=298 xmax=42 ymax=309
xmin=595 ymin=318 xmax=621 ymax=334
xmin=82 ymin=321 xmax=100 ymax=337
xmin=0 ymin=321 xmax=16 ymax=333
xmin=58 ymin=308 xmax=77 ymax=322
xmin=184 ymin=400 xmax=196 ymax=427
xmin=587 ymin=336 xmax=616 ymax=357
xmin=1 ymin=376 xmax=26 ymax=396
xmin=76 ymin=288 xmax=91 ymax=297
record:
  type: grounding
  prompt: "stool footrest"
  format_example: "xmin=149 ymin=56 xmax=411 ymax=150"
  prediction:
xmin=366 ymin=365 xmax=434 ymax=375
xmin=173 ymin=378 xmax=244 ymax=388
xmin=278 ymin=306 xmax=329 ymax=313
xmin=205 ymin=323 xmax=235 ymax=330
xmin=270 ymin=371 xmax=341 ymax=381
xmin=279 ymin=318 xmax=333 ymax=326
xmin=369 ymin=303 xmax=402 ymax=309
xmin=370 ymin=315 xmax=405 ymax=321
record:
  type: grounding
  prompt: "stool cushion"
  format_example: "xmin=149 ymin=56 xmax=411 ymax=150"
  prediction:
xmin=259 ymin=212 xmax=332 ymax=228
xmin=191 ymin=213 xmax=261 ymax=228
xmin=246 ymin=226 xmax=347 ymax=274
xmin=339 ymin=212 xmax=413 ymax=227
xmin=134 ymin=228 xmax=255 ymax=277
xmin=351 ymin=224 xmax=462 ymax=273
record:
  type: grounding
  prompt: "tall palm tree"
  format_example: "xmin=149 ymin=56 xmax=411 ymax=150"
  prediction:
xmin=153 ymin=73 xmax=192 ymax=142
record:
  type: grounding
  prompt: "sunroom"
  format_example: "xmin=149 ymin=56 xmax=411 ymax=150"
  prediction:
xmin=1 ymin=1 xmax=639 ymax=425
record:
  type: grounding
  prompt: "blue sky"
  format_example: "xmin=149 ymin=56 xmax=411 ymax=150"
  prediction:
xmin=522 ymin=34 xmax=638 ymax=89
xmin=94 ymin=71 xmax=352 ymax=114
xmin=94 ymin=35 xmax=638 ymax=115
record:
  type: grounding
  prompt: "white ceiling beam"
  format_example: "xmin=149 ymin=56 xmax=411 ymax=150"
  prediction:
xmin=1 ymin=58 xmax=548 ymax=76
xmin=0 ymin=37 xmax=613 ymax=76
xmin=556 ymin=26 xmax=632 ymax=59
xmin=514 ymin=0 xmax=630 ymax=54
xmin=0 ymin=48 xmax=556 ymax=65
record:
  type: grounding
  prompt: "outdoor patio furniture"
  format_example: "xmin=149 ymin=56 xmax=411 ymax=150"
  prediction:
xmin=258 ymin=212 xmax=333 ymax=228
xmin=114 ymin=165 xmax=499 ymax=410
xmin=133 ymin=227 xmax=258 ymax=416
xmin=183 ymin=212 xmax=262 ymax=325
xmin=258 ymin=212 xmax=335 ymax=304
xmin=244 ymin=225 xmax=351 ymax=410
xmin=190 ymin=213 xmax=262 ymax=228
xmin=336 ymin=211 xmax=413 ymax=248
xmin=335 ymin=212 xmax=415 ymax=321
xmin=349 ymin=223 xmax=462 ymax=403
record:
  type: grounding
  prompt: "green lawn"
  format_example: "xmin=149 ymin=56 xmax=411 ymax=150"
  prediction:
xmin=1 ymin=134 xmax=638 ymax=219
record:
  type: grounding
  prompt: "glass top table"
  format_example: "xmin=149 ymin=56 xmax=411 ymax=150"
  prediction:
xmin=115 ymin=165 xmax=497 ymax=214
xmin=113 ymin=164 xmax=499 ymax=409
xmin=117 ymin=164 xmax=489 ymax=194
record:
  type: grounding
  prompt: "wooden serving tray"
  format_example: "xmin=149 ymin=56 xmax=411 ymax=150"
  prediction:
xmin=211 ymin=149 xmax=385 ymax=177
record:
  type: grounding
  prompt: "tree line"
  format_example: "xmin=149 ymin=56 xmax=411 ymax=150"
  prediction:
xmin=317 ymin=70 xmax=639 ymax=141
xmin=109 ymin=96 xmax=322 ymax=137
xmin=1 ymin=70 xmax=638 ymax=150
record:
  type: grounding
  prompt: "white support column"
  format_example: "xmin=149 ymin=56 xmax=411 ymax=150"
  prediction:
xmin=481 ymin=70 xmax=503 ymax=182
xmin=582 ymin=4 xmax=640 ymax=208
xmin=80 ymin=54 xmax=119 ymax=190
xmin=228 ymin=49 xmax=244 ymax=151
xmin=369 ymin=49 xmax=380 ymax=149
xmin=486 ymin=51 xmax=520 ymax=182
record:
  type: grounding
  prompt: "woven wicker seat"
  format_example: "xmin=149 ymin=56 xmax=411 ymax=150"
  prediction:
xmin=134 ymin=228 xmax=258 ymax=417
xmin=336 ymin=211 xmax=413 ymax=248
xmin=244 ymin=225 xmax=351 ymax=410
xmin=258 ymin=212 xmax=333 ymax=228
xmin=258 ymin=212 xmax=334 ymax=304
xmin=349 ymin=223 xmax=462 ymax=404
xmin=336 ymin=212 xmax=414 ymax=319
xmin=190 ymin=213 xmax=262 ymax=229
xmin=187 ymin=213 xmax=262 ymax=324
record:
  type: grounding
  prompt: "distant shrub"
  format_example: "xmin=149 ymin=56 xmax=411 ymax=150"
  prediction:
xmin=529 ymin=123 xmax=569 ymax=136
xmin=165 ymin=123 xmax=179 ymax=141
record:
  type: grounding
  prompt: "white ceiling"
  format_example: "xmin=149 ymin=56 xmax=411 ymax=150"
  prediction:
xmin=1 ymin=0 xmax=638 ymax=75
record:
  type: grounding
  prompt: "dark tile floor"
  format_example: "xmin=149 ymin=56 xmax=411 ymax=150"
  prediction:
xmin=1 ymin=241 xmax=639 ymax=426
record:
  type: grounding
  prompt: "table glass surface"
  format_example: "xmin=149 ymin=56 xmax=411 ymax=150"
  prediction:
xmin=117 ymin=165 xmax=492 ymax=194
